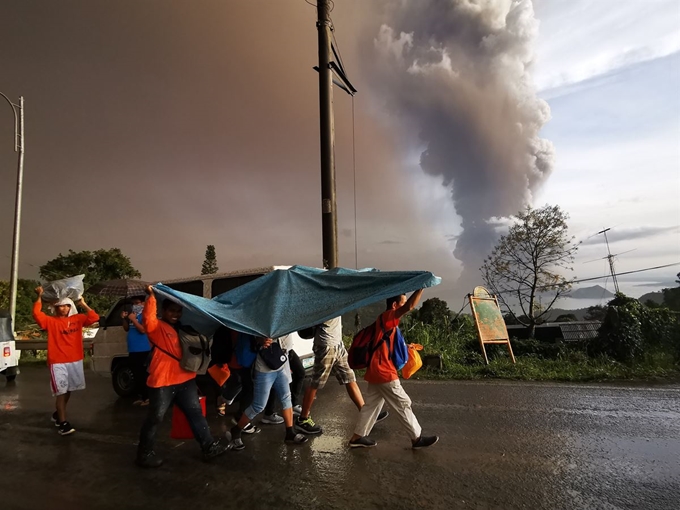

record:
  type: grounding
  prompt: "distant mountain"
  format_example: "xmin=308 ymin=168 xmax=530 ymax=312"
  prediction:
xmin=638 ymin=291 xmax=664 ymax=305
xmin=568 ymin=285 xmax=615 ymax=300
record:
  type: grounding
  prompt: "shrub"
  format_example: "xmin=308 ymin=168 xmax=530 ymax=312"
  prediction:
xmin=591 ymin=293 xmax=679 ymax=363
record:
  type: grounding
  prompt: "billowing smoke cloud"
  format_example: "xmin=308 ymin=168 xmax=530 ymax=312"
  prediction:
xmin=367 ymin=0 xmax=554 ymax=289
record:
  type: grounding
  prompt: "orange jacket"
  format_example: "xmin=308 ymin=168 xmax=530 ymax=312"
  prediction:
xmin=33 ymin=301 xmax=99 ymax=365
xmin=143 ymin=294 xmax=196 ymax=388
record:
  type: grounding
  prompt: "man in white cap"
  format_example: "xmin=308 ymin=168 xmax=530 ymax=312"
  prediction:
xmin=33 ymin=286 xmax=99 ymax=436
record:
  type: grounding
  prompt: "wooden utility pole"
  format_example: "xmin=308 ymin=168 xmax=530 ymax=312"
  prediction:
xmin=317 ymin=0 xmax=337 ymax=269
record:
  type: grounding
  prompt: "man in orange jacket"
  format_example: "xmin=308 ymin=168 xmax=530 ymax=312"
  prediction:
xmin=136 ymin=285 xmax=229 ymax=468
xmin=33 ymin=286 xmax=99 ymax=436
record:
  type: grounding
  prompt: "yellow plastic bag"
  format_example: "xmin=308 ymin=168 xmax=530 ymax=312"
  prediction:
xmin=402 ymin=343 xmax=423 ymax=379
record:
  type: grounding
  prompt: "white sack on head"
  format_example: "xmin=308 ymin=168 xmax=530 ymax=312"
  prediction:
xmin=50 ymin=298 xmax=78 ymax=317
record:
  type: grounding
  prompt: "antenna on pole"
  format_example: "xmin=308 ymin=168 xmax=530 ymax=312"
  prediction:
xmin=597 ymin=228 xmax=619 ymax=293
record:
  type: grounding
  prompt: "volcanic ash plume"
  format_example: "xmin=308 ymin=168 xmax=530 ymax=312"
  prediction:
xmin=370 ymin=0 xmax=555 ymax=290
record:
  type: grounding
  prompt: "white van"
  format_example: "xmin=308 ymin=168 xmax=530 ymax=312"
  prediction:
xmin=90 ymin=266 xmax=314 ymax=396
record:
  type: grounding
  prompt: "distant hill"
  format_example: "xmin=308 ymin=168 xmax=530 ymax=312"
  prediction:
xmin=542 ymin=307 xmax=590 ymax=321
xmin=568 ymin=285 xmax=615 ymax=300
xmin=638 ymin=291 xmax=664 ymax=305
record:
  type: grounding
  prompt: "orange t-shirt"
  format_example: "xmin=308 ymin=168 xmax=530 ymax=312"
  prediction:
xmin=33 ymin=301 xmax=99 ymax=365
xmin=364 ymin=309 xmax=400 ymax=385
xmin=143 ymin=294 xmax=196 ymax=388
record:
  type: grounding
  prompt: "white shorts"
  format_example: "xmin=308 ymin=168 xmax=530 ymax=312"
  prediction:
xmin=49 ymin=361 xmax=86 ymax=396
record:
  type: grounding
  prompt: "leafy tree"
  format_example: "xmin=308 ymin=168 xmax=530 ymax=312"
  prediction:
xmin=584 ymin=305 xmax=607 ymax=321
xmin=0 ymin=278 xmax=41 ymax=330
xmin=415 ymin=297 xmax=452 ymax=326
xmin=661 ymin=273 xmax=680 ymax=312
xmin=201 ymin=245 xmax=219 ymax=275
xmin=554 ymin=313 xmax=578 ymax=322
xmin=481 ymin=205 xmax=578 ymax=338
xmin=39 ymin=248 xmax=141 ymax=315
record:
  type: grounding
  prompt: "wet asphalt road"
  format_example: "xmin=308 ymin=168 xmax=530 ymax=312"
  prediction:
xmin=1 ymin=366 xmax=679 ymax=510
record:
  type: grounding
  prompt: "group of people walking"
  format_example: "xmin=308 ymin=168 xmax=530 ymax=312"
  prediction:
xmin=32 ymin=283 xmax=439 ymax=468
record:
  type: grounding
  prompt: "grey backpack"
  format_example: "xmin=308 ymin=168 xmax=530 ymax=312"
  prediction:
xmin=153 ymin=325 xmax=213 ymax=374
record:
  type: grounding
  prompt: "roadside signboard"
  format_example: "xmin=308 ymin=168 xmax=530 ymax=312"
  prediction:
xmin=468 ymin=286 xmax=516 ymax=365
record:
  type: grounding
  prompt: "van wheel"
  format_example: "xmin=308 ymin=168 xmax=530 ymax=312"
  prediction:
xmin=5 ymin=375 xmax=16 ymax=382
xmin=112 ymin=361 xmax=135 ymax=397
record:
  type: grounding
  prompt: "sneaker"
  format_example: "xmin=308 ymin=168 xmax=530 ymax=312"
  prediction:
xmin=292 ymin=405 xmax=302 ymax=416
xmin=231 ymin=438 xmax=245 ymax=451
xmin=412 ymin=435 xmax=439 ymax=449
xmin=242 ymin=423 xmax=261 ymax=435
xmin=349 ymin=436 xmax=377 ymax=448
xmin=284 ymin=433 xmax=309 ymax=445
xmin=375 ymin=410 xmax=389 ymax=423
xmin=136 ymin=450 xmax=163 ymax=468
xmin=296 ymin=416 xmax=323 ymax=435
xmin=203 ymin=440 xmax=230 ymax=461
xmin=58 ymin=421 xmax=76 ymax=436
xmin=51 ymin=412 xmax=59 ymax=426
xmin=262 ymin=413 xmax=284 ymax=425
xmin=140 ymin=399 xmax=150 ymax=407
xmin=133 ymin=398 xmax=144 ymax=406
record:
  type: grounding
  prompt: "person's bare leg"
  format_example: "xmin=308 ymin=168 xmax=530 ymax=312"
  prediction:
xmin=345 ymin=382 xmax=365 ymax=410
xmin=300 ymin=386 xmax=318 ymax=419
xmin=281 ymin=407 xmax=294 ymax=427
xmin=56 ymin=392 xmax=70 ymax=423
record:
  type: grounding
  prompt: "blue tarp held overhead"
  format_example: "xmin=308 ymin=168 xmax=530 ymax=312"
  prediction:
xmin=153 ymin=265 xmax=441 ymax=338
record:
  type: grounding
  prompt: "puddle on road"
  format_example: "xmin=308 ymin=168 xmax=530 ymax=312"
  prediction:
xmin=0 ymin=396 xmax=19 ymax=412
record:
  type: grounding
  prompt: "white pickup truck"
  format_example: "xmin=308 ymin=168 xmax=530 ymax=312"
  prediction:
xmin=90 ymin=266 xmax=315 ymax=396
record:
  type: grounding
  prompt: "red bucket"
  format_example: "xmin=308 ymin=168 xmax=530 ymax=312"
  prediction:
xmin=170 ymin=396 xmax=207 ymax=440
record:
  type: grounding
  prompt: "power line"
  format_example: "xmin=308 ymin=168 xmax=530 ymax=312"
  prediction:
xmin=548 ymin=261 xmax=680 ymax=290
xmin=491 ymin=261 xmax=680 ymax=300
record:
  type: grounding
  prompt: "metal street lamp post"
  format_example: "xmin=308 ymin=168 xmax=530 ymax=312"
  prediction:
xmin=0 ymin=92 xmax=25 ymax=331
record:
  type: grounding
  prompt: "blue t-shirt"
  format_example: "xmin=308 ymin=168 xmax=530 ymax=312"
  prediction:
xmin=127 ymin=313 xmax=151 ymax=353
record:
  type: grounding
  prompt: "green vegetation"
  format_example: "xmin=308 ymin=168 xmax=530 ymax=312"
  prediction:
xmin=345 ymin=293 xmax=680 ymax=383
xmin=40 ymin=247 xmax=141 ymax=314
xmin=0 ymin=278 xmax=41 ymax=330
